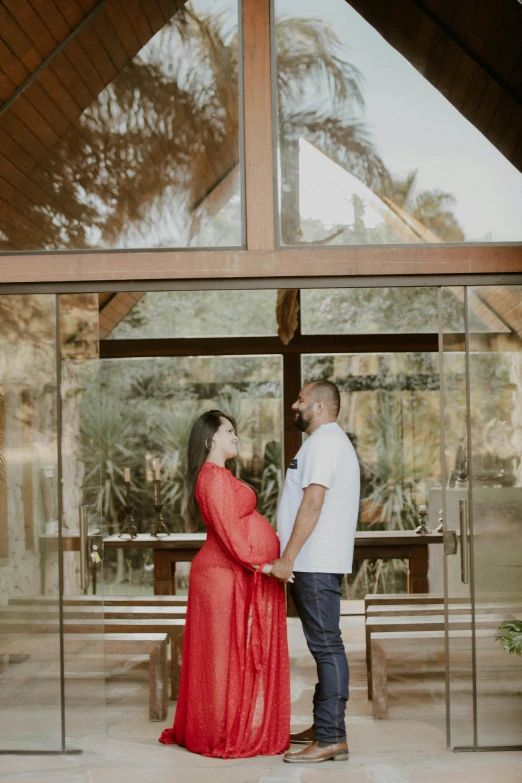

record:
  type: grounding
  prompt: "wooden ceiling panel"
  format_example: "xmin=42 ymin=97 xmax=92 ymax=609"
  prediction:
xmin=124 ymin=0 xmax=154 ymax=47
xmin=138 ymin=0 xmax=166 ymax=33
xmin=0 ymin=5 xmax=44 ymax=78
xmin=105 ymin=0 xmax=141 ymax=57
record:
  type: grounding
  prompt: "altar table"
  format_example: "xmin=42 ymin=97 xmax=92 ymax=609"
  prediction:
xmin=103 ymin=531 xmax=443 ymax=595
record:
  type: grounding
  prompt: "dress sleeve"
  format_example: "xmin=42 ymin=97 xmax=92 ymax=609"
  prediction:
xmin=197 ymin=466 xmax=258 ymax=570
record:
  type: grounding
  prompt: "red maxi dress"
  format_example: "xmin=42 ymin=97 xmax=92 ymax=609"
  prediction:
xmin=159 ymin=462 xmax=290 ymax=758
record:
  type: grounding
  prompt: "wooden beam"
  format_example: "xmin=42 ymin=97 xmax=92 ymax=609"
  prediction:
xmin=1 ymin=244 xmax=521 ymax=284
xmin=242 ymin=0 xmax=275 ymax=250
xmin=100 ymin=333 xmax=442 ymax=359
xmin=283 ymin=353 xmax=302 ymax=470
xmin=0 ymin=387 xmax=7 ymax=558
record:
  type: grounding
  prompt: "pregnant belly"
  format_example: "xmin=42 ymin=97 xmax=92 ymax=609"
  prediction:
xmin=245 ymin=509 xmax=280 ymax=562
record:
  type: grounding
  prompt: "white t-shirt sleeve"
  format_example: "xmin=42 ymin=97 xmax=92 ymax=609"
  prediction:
xmin=301 ymin=436 xmax=339 ymax=490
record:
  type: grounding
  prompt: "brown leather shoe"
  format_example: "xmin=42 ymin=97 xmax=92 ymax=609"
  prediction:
xmin=289 ymin=726 xmax=314 ymax=744
xmin=284 ymin=740 xmax=349 ymax=763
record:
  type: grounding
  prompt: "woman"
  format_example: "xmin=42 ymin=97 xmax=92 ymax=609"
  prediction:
xmin=159 ymin=410 xmax=290 ymax=758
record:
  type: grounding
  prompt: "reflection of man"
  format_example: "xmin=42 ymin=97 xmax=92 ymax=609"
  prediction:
xmin=271 ymin=380 xmax=360 ymax=764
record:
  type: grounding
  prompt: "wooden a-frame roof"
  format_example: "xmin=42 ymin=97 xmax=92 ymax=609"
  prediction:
xmin=0 ymin=0 xmax=521 ymax=257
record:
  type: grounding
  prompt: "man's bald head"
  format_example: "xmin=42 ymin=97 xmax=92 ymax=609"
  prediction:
xmin=305 ymin=380 xmax=341 ymax=419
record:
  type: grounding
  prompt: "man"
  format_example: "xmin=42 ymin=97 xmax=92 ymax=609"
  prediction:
xmin=271 ymin=380 xmax=360 ymax=764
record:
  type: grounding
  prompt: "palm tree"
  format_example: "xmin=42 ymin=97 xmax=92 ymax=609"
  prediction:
xmin=383 ymin=170 xmax=464 ymax=242
xmin=275 ymin=18 xmax=390 ymax=244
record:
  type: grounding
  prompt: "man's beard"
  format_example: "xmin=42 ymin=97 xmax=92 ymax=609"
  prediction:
xmin=293 ymin=405 xmax=314 ymax=432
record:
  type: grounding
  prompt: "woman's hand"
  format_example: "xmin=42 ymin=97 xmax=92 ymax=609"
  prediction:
xmin=251 ymin=563 xmax=294 ymax=582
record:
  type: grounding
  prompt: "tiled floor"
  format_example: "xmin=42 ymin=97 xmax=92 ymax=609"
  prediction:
xmin=1 ymin=616 xmax=521 ymax=783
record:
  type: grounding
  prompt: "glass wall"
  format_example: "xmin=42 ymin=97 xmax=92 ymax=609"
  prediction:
xmin=0 ymin=294 xmax=105 ymax=752
xmin=92 ymin=354 xmax=282 ymax=592
xmin=0 ymin=295 xmax=63 ymax=751
xmin=59 ymin=294 xmax=105 ymax=753
xmin=274 ymin=0 xmax=522 ymax=246
xmin=107 ymin=289 xmax=278 ymax=339
xmin=302 ymin=351 xmax=440 ymax=596
xmin=0 ymin=0 xmax=241 ymax=252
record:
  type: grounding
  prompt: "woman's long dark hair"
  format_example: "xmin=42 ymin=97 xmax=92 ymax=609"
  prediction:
xmin=185 ymin=409 xmax=237 ymax=532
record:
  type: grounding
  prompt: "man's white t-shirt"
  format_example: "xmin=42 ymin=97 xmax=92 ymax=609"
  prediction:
xmin=277 ymin=422 xmax=360 ymax=574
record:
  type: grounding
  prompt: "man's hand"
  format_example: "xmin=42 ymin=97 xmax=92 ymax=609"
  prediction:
xmin=270 ymin=557 xmax=295 ymax=583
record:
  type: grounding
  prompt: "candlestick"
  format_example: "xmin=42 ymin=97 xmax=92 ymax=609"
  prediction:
xmin=119 ymin=474 xmax=137 ymax=539
xmin=415 ymin=505 xmax=432 ymax=535
xmin=150 ymin=476 xmax=169 ymax=537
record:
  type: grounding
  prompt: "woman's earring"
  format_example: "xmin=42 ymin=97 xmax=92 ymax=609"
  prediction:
xmin=205 ymin=437 xmax=216 ymax=451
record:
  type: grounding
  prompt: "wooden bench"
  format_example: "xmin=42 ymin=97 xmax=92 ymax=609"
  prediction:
xmin=370 ymin=629 xmax=500 ymax=719
xmin=0 ymin=632 xmax=168 ymax=720
xmin=0 ymin=606 xmax=187 ymax=621
xmin=365 ymin=613 xmax=506 ymax=700
xmin=8 ymin=595 xmax=188 ymax=606
xmin=4 ymin=599 xmax=188 ymax=698
xmin=0 ymin=617 xmax=185 ymax=700
xmin=364 ymin=593 xmax=443 ymax=612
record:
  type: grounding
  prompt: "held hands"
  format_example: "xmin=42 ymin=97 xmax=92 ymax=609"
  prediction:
xmin=269 ymin=557 xmax=295 ymax=584
xmin=251 ymin=562 xmax=295 ymax=583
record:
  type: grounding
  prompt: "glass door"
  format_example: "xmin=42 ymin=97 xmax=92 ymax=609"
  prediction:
xmin=439 ymin=285 xmax=522 ymax=750
xmin=0 ymin=293 xmax=104 ymax=754
xmin=438 ymin=285 xmax=474 ymax=748
xmin=466 ymin=285 xmax=522 ymax=749
xmin=59 ymin=294 xmax=105 ymax=753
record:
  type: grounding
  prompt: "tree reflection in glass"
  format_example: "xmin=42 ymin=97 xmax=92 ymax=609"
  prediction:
xmin=0 ymin=1 xmax=240 ymax=252
xmin=275 ymin=0 xmax=522 ymax=246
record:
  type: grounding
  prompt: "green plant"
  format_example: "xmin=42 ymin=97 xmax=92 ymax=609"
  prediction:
xmin=154 ymin=401 xmax=203 ymax=528
xmin=346 ymin=558 xmax=407 ymax=600
xmin=81 ymin=394 xmax=140 ymax=582
xmin=362 ymin=391 xmax=430 ymax=531
xmin=498 ymin=620 xmax=522 ymax=657
xmin=259 ymin=441 xmax=283 ymax=527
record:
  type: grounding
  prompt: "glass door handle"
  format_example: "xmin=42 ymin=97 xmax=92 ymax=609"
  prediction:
xmin=443 ymin=530 xmax=458 ymax=555
xmin=459 ymin=499 xmax=470 ymax=584
xmin=79 ymin=505 xmax=89 ymax=591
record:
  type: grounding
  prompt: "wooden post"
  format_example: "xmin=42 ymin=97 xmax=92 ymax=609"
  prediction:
xmin=153 ymin=550 xmax=175 ymax=595
xmin=371 ymin=638 xmax=389 ymax=719
xmin=149 ymin=636 xmax=169 ymax=721
xmin=408 ymin=545 xmax=429 ymax=593
xmin=242 ymin=0 xmax=275 ymax=250
xmin=282 ymin=353 xmax=302 ymax=471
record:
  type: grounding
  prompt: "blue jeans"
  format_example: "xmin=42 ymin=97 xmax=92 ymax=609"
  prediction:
xmin=290 ymin=572 xmax=348 ymax=744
